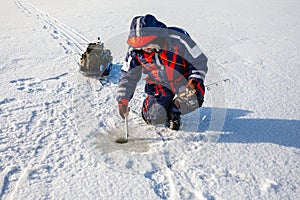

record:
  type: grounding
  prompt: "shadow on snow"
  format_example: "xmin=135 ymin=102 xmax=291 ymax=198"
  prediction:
xmin=198 ymin=107 xmax=300 ymax=148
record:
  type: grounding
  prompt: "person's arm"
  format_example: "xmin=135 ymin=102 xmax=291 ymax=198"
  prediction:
xmin=167 ymin=27 xmax=207 ymax=93
xmin=187 ymin=53 xmax=207 ymax=97
xmin=117 ymin=51 xmax=142 ymax=101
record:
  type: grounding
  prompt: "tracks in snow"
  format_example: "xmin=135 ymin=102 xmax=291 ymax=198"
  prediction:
xmin=0 ymin=1 xmax=102 ymax=199
xmin=15 ymin=0 xmax=89 ymax=55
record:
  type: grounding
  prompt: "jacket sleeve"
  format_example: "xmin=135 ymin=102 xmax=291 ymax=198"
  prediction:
xmin=167 ymin=28 xmax=208 ymax=82
xmin=175 ymin=36 xmax=207 ymax=96
xmin=174 ymin=33 xmax=208 ymax=95
xmin=116 ymin=50 xmax=142 ymax=102
xmin=187 ymin=52 xmax=208 ymax=83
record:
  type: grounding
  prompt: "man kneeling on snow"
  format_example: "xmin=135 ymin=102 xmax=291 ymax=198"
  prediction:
xmin=116 ymin=14 xmax=208 ymax=130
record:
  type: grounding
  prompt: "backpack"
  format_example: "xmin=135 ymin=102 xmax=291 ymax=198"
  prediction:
xmin=80 ymin=41 xmax=113 ymax=77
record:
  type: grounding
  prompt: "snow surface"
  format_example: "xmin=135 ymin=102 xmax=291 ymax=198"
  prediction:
xmin=1 ymin=0 xmax=299 ymax=199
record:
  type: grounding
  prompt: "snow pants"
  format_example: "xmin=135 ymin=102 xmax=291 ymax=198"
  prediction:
xmin=141 ymin=84 xmax=180 ymax=125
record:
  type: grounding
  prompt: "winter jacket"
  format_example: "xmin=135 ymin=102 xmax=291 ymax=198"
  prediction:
xmin=117 ymin=15 xmax=208 ymax=102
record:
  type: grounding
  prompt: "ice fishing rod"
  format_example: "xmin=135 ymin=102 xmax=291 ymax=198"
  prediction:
xmin=205 ymin=78 xmax=230 ymax=91
xmin=115 ymin=107 xmax=130 ymax=144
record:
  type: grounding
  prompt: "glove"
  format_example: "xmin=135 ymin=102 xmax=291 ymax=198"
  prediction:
xmin=189 ymin=79 xmax=205 ymax=106
xmin=181 ymin=79 xmax=204 ymax=107
xmin=186 ymin=79 xmax=205 ymax=97
xmin=182 ymin=79 xmax=198 ymax=97
xmin=118 ymin=99 xmax=129 ymax=119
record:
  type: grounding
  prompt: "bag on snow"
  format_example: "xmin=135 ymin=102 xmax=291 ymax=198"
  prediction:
xmin=80 ymin=41 xmax=113 ymax=77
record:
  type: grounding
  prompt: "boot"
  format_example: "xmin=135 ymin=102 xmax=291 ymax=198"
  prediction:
xmin=167 ymin=114 xmax=181 ymax=131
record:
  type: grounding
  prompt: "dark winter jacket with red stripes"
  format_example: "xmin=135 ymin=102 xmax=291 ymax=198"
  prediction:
xmin=117 ymin=27 xmax=208 ymax=102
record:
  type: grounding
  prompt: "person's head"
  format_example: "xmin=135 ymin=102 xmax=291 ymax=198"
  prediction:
xmin=127 ymin=14 xmax=167 ymax=51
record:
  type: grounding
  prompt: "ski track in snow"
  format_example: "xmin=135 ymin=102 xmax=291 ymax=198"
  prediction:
xmin=15 ymin=0 xmax=89 ymax=55
xmin=0 ymin=0 xmax=299 ymax=199
xmin=1 ymin=1 xmax=97 ymax=198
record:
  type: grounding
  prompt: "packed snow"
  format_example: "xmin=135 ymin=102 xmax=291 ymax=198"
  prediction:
xmin=0 ymin=0 xmax=299 ymax=199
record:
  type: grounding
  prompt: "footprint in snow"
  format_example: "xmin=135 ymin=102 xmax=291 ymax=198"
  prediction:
xmin=10 ymin=78 xmax=46 ymax=93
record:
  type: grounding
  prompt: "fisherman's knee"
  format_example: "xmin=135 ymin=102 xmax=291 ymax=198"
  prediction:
xmin=142 ymin=96 xmax=168 ymax=125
